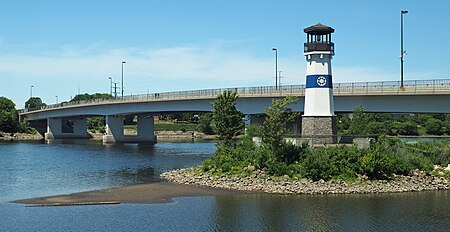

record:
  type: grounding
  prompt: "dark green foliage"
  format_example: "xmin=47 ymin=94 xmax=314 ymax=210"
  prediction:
xmin=0 ymin=97 xmax=20 ymax=133
xmin=444 ymin=121 xmax=450 ymax=135
xmin=338 ymin=114 xmax=351 ymax=134
xmin=425 ymin=118 xmax=444 ymax=135
xmin=245 ymin=124 xmax=262 ymax=138
xmin=70 ymin=93 xmax=113 ymax=102
xmin=154 ymin=123 xmax=197 ymax=132
xmin=262 ymin=96 xmax=299 ymax=150
xmin=211 ymin=91 xmax=244 ymax=148
xmin=87 ymin=117 xmax=105 ymax=132
xmin=25 ymin=97 xmax=46 ymax=109
xmin=348 ymin=106 xmax=368 ymax=135
xmin=202 ymin=134 xmax=450 ymax=181
xmin=336 ymin=111 xmax=450 ymax=136
xmin=196 ymin=113 xmax=214 ymax=135
xmin=366 ymin=121 xmax=386 ymax=135
xmin=202 ymin=101 xmax=450 ymax=182
xmin=396 ymin=121 xmax=419 ymax=136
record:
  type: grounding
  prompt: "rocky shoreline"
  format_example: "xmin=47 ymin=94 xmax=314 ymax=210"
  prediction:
xmin=161 ymin=168 xmax=450 ymax=195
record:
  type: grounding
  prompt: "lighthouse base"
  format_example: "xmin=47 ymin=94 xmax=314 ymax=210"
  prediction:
xmin=301 ymin=116 xmax=337 ymax=144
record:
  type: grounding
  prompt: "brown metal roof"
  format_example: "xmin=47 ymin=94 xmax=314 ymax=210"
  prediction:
xmin=304 ymin=23 xmax=335 ymax=34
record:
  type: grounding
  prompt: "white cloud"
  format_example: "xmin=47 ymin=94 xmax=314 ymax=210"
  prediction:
xmin=0 ymin=42 xmax=435 ymax=96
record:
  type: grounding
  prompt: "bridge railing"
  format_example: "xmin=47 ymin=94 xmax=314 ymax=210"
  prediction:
xmin=20 ymin=79 xmax=450 ymax=113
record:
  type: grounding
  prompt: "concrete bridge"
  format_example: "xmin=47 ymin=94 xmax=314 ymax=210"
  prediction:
xmin=19 ymin=79 xmax=450 ymax=143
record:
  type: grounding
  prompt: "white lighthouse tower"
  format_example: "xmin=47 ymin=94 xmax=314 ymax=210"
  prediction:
xmin=301 ymin=23 xmax=337 ymax=143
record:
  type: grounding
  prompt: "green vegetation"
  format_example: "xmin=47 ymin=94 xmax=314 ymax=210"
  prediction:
xmin=0 ymin=97 xmax=35 ymax=133
xmin=154 ymin=123 xmax=197 ymax=132
xmin=70 ymin=93 xmax=113 ymax=102
xmin=201 ymin=95 xmax=450 ymax=181
xmin=196 ymin=113 xmax=214 ymax=135
xmin=25 ymin=97 xmax=46 ymax=109
xmin=338 ymin=107 xmax=449 ymax=136
xmin=211 ymin=91 xmax=244 ymax=147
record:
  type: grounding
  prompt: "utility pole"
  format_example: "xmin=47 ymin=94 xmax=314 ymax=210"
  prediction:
xmin=272 ymin=48 xmax=278 ymax=90
xmin=113 ymin=82 xmax=119 ymax=98
xmin=121 ymin=61 xmax=126 ymax=98
xmin=400 ymin=10 xmax=408 ymax=89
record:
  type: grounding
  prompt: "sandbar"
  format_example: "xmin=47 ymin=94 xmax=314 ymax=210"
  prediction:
xmin=14 ymin=182 xmax=242 ymax=206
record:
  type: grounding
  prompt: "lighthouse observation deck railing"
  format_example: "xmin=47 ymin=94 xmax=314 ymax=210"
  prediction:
xmin=20 ymin=79 xmax=450 ymax=113
xmin=304 ymin=42 xmax=334 ymax=53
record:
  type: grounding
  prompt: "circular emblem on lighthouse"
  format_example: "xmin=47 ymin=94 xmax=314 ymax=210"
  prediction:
xmin=317 ymin=76 xmax=327 ymax=86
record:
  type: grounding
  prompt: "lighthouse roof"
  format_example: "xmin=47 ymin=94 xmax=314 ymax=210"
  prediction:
xmin=304 ymin=23 xmax=335 ymax=35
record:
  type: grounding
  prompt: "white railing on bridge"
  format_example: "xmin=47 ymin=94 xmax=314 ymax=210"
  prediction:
xmin=20 ymin=79 xmax=450 ymax=113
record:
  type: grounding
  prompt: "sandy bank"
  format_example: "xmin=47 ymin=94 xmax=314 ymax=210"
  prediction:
xmin=13 ymin=182 xmax=242 ymax=206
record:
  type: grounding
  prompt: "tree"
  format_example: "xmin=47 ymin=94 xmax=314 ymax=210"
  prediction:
xmin=425 ymin=118 xmax=444 ymax=135
xmin=25 ymin=97 xmax=46 ymax=109
xmin=0 ymin=97 xmax=19 ymax=133
xmin=366 ymin=121 xmax=386 ymax=135
xmin=397 ymin=121 xmax=418 ymax=136
xmin=349 ymin=106 xmax=368 ymax=135
xmin=197 ymin=113 xmax=214 ymax=135
xmin=70 ymin=93 xmax=112 ymax=102
xmin=211 ymin=91 xmax=244 ymax=147
xmin=337 ymin=114 xmax=351 ymax=134
xmin=444 ymin=121 xmax=450 ymax=135
xmin=262 ymin=96 xmax=299 ymax=150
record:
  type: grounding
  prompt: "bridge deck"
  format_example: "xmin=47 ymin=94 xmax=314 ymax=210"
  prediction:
xmin=20 ymin=79 xmax=450 ymax=115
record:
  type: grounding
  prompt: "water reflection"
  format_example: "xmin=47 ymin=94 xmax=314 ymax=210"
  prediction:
xmin=212 ymin=191 xmax=450 ymax=231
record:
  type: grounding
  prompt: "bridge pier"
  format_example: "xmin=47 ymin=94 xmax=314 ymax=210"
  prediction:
xmin=103 ymin=115 xmax=156 ymax=144
xmin=45 ymin=117 xmax=91 ymax=140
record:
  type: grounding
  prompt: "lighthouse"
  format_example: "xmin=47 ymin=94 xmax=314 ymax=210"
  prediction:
xmin=301 ymin=23 xmax=337 ymax=143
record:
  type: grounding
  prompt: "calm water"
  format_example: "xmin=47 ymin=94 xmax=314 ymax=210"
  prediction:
xmin=1 ymin=140 xmax=449 ymax=231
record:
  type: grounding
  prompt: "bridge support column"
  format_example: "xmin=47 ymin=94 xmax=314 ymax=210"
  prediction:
xmin=136 ymin=115 xmax=156 ymax=142
xmin=45 ymin=118 xmax=62 ymax=140
xmin=103 ymin=115 xmax=124 ymax=143
xmin=45 ymin=117 xmax=91 ymax=140
xmin=103 ymin=115 xmax=156 ymax=144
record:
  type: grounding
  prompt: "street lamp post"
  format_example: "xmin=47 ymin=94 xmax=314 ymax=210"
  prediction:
xmin=121 ymin=61 xmax=126 ymax=98
xmin=400 ymin=10 xmax=408 ymax=89
xmin=113 ymin=82 xmax=119 ymax=98
xmin=108 ymin=76 xmax=112 ymax=96
xmin=30 ymin=85 xmax=34 ymax=99
xmin=272 ymin=48 xmax=278 ymax=90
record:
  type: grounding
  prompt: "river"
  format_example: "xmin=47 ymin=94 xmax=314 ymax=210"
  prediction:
xmin=0 ymin=140 xmax=449 ymax=231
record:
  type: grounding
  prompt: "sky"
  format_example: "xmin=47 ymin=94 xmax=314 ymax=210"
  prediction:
xmin=1 ymin=0 xmax=449 ymax=107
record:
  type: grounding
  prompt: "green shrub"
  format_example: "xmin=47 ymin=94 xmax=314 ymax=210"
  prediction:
xmin=301 ymin=150 xmax=335 ymax=181
xmin=425 ymin=118 xmax=444 ymax=135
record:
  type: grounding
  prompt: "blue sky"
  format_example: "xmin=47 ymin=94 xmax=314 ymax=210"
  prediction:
xmin=1 ymin=0 xmax=449 ymax=107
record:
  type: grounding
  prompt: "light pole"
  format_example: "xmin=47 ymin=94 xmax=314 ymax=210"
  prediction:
xmin=272 ymin=48 xmax=278 ymax=90
xmin=121 ymin=61 xmax=126 ymax=98
xmin=30 ymin=85 xmax=34 ymax=99
xmin=400 ymin=10 xmax=408 ymax=89
xmin=113 ymin=82 xmax=119 ymax=98
xmin=108 ymin=76 xmax=112 ymax=96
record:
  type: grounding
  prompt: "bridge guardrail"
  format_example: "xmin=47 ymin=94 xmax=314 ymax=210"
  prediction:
xmin=19 ymin=79 xmax=450 ymax=114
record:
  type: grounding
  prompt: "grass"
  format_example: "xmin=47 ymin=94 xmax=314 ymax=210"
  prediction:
xmin=124 ymin=121 xmax=198 ymax=132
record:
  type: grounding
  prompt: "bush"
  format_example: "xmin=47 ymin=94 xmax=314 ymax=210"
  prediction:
xmin=397 ymin=121 xmax=419 ymax=136
xmin=197 ymin=113 xmax=214 ymax=135
xmin=301 ymin=150 xmax=335 ymax=181
xmin=425 ymin=118 xmax=444 ymax=135
xmin=444 ymin=121 xmax=450 ymax=135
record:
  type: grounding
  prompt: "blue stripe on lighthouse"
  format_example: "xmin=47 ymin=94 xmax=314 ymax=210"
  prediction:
xmin=306 ymin=75 xmax=333 ymax=88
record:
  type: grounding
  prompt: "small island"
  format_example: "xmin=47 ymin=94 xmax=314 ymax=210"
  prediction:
xmin=162 ymin=91 xmax=450 ymax=195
